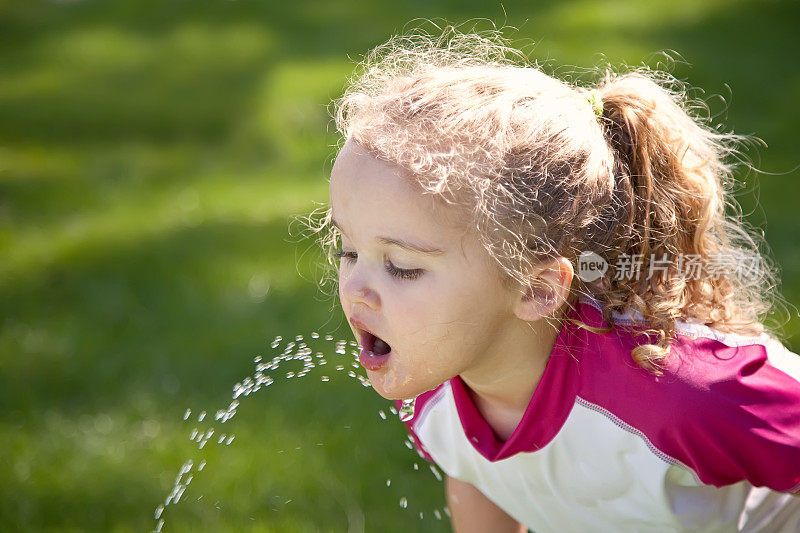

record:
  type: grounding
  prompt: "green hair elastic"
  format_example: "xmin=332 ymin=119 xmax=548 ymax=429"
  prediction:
xmin=586 ymin=90 xmax=604 ymax=118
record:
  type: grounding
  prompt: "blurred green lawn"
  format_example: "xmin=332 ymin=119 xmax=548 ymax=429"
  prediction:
xmin=1 ymin=0 xmax=798 ymax=531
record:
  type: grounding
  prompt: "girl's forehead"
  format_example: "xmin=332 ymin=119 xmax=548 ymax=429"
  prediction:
xmin=331 ymin=139 xmax=469 ymax=233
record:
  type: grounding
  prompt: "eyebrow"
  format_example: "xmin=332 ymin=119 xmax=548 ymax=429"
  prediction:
xmin=330 ymin=217 xmax=445 ymax=256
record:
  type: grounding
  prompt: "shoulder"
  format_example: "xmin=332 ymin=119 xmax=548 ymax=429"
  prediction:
xmin=573 ymin=299 xmax=800 ymax=492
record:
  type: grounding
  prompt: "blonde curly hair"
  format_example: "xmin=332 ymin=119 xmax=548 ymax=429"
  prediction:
xmin=318 ymin=27 xmax=783 ymax=373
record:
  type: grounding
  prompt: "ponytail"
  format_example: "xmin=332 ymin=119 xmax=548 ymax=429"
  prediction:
xmin=589 ymin=72 xmax=776 ymax=371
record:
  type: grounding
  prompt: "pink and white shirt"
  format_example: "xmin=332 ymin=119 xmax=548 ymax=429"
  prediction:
xmin=400 ymin=298 xmax=800 ymax=532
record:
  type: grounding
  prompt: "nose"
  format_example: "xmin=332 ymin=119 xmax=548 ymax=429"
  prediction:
xmin=340 ymin=267 xmax=381 ymax=311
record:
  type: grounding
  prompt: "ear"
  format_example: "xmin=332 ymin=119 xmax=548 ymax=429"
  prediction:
xmin=513 ymin=257 xmax=574 ymax=322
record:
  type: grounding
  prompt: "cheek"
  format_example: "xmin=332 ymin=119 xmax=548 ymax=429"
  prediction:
xmin=336 ymin=268 xmax=350 ymax=306
xmin=384 ymin=284 xmax=436 ymax=329
xmin=392 ymin=285 xmax=470 ymax=345
xmin=419 ymin=283 xmax=505 ymax=348
xmin=423 ymin=280 xmax=481 ymax=320
xmin=336 ymin=287 xmax=346 ymax=314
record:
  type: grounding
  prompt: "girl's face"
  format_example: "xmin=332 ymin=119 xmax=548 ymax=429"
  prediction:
xmin=330 ymin=140 xmax=523 ymax=400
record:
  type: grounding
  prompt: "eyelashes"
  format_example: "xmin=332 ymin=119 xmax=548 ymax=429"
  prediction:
xmin=385 ymin=260 xmax=424 ymax=281
xmin=333 ymin=249 xmax=424 ymax=281
xmin=332 ymin=250 xmax=357 ymax=261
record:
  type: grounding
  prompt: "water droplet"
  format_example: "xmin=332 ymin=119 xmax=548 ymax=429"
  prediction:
xmin=399 ymin=398 xmax=416 ymax=422
xmin=429 ymin=465 xmax=443 ymax=481
xmin=162 ymin=330 xmax=436 ymax=530
xmin=434 ymin=509 xmax=442 ymax=520
xmin=419 ymin=512 xmax=424 ymax=519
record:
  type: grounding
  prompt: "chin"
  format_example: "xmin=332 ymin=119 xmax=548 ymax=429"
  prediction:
xmin=366 ymin=374 xmax=403 ymax=400
xmin=368 ymin=371 xmax=443 ymax=401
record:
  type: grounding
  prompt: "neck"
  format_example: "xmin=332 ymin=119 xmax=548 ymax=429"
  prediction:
xmin=459 ymin=310 xmax=565 ymax=440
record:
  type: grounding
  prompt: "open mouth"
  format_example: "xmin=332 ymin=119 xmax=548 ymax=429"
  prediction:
xmin=362 ymin=330 xmax=392 ymax=356
xmin=357 ymin=327 xmax=393 ymax=371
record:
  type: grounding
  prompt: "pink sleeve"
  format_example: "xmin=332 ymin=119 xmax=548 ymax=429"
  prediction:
xmin=671 ymin=352 xmax=800 ymax=493
xmin=582 ymin=331 xmax=800 ymax=493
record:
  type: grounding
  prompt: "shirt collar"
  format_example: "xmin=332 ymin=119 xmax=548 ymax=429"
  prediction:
xmin=450 ymin=300 xmax=601 ymax=461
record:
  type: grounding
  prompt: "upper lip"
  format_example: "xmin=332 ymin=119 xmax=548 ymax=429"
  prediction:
xmin=349 ymin=317 xmax=373 ymax=335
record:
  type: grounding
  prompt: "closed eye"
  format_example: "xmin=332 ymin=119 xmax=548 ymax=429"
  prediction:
xmin=385 ymin=260 xmax=423 ymax=280
xmin=333 ymin=250 xmax=423 ymax=281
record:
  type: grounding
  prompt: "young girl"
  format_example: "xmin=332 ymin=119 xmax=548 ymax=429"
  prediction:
xmin=323 ymin=29 xmax=800 ymax=531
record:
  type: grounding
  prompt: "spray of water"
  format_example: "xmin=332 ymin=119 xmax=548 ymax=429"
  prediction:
xmin=398 ymin=398 xmax=416 ymax=422
xmin=152 ymin=333 xmax=448 ymax=532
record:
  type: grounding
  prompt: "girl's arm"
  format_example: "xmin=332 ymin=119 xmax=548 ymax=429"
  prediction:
xmin=445 ymin=475 xmax=528 ymax=533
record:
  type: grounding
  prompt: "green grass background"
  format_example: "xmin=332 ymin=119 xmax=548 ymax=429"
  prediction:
xmin=1 ymin=0 xmax=799 ymax=531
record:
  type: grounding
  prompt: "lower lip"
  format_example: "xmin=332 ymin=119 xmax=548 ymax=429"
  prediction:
xmin=359 ymin=347 xmax=392 ymax=371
